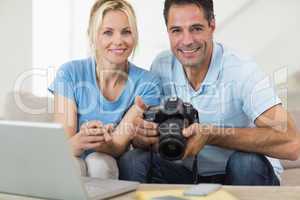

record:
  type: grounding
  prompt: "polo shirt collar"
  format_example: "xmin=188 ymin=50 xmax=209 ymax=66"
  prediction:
xmin=173 ymin=42 xmax=223 ymax=88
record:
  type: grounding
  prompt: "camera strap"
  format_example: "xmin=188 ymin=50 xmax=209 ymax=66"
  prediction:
xmin=146 ymin=145 xmax=154 ymax=183
xmin=146 ymin=147 xmax=199 ymax=184
xmin=192 ymin=155 xmax=199 ymax=184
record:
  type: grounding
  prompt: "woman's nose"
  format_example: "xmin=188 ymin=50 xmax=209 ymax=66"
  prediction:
xmin=112 ymin=33 xmax=123 ymax=45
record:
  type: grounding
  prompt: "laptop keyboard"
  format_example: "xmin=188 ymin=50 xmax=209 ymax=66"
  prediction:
xmin=82 ymin=177 xmax=139 ymax=199
xmin=85 ymin=182 xmax=105 ymax=198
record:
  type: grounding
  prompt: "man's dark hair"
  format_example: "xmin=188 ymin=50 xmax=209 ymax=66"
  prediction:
xmin=163 ymin=0 xmax=215 ymax=25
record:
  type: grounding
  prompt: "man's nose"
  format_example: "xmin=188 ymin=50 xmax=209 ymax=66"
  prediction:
xmin=181 ymin=31 xmax=194 ymax=46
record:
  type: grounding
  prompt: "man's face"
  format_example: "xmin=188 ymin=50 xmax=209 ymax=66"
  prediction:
xmin=167 ymin=4 xmax=215 ymax=68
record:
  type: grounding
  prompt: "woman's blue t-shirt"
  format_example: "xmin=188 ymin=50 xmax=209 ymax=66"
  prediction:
xmin=48 ymin=57 xmax=161 ymax=130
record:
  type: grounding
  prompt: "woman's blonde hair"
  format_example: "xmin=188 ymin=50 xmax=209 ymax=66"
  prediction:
xmin=87 ymin=0 xmax=138 ymax=57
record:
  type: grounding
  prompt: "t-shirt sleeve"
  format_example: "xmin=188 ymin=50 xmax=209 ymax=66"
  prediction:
xmin=48 ymin=63 xmax=76 ymax=102
xmin=139 ymin=73 xmax=162 ymax=107
xmin=240 ymin=63 xmax=281 ymax=123
xmin=150 ymin=52 xmax=173 ymax=99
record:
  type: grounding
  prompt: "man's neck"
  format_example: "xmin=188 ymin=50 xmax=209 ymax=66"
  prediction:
xmin=184 ymin=64 xmax=209 ymax=91
xmin=183 ymin=51 xmax=213 ymax=91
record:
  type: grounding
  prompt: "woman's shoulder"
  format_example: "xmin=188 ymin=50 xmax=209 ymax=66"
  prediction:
xmin=57 ymin=57 xmax=95 ymax=81
xmin=59 ymin=57 xmax=94 ymax=73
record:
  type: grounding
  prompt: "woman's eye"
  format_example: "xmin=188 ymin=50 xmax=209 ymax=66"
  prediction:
xmin=103 ymin=31 xmax=113 ymax=36
xmin=122 ymin=30 xmax=132 ymax=35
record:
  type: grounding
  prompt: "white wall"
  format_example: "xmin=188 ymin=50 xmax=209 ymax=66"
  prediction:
xmin=0 ymin=0 xmax=299 ymax=116
xmin=215 ymin=0 xmax=300 ymax=77
xmin=214 ymin=0 xmax=300 ymax=109
xmin=0 ymin=0 xmax=32 ymax=117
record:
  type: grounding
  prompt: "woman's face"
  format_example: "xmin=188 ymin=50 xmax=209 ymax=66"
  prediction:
xmin=96 ymin=10 xmax=135 ymax=66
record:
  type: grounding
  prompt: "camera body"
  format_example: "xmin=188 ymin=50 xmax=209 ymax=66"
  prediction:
xmin=143 ymin=97 xmax=199 ymax=161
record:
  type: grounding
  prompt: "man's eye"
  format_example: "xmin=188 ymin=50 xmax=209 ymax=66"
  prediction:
xmin=192 ymin=27 xmax=203 ymax=32
xmin=171 ymin=29 xmax=180 ymax=34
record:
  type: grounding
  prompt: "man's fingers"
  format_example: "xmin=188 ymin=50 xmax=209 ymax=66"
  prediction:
xmin=134 ymin=117 xmax=158 ymax=130
xmin=135 ymin=127 xmax=158 ymax=137
xmin=135 ymin=134 xmax=158 ymax=146
xmin=183 ymin=123 xmax=198 ymax=138
xmin=147 ymin=137 xmax=159 ymax=145
xmin=134 ymin=96 xmax=148 ymax=114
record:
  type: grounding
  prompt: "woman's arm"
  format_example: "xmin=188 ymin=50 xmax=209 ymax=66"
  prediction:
xmin=94 ymin=101 xmax=144 ymax=157
xmin=53 ymin=94 xmax=108 ymax=157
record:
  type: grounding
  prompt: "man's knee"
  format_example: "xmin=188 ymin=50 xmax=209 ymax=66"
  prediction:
xmin=227 ymin=151 xmax=269 ymax=172
xmin=85 ymin=152 xmax=118 ymax=179
xmin=226 ymin=151 xmax=278 ymax=185
xmin=118 ymin=149 xmax=150 ymax=182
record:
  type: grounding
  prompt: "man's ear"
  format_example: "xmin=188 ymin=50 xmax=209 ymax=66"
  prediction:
xmin=209 ymin=19 xmax=216 ymax=32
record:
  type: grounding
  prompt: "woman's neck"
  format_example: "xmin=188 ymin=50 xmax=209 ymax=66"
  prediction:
xmin=96 ymin=57 xmax=129 ymax=90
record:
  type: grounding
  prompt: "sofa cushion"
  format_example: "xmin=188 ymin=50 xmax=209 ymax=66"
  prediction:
xmin=3 ymin=92 xmax=54 ymax=122
xmin=280 ymin=108 xmax=300 ymax=169
xmin=281 ymin=159 xmax=300 ymax=169
xmin=281 ymin=168 xmax=300 ymax=186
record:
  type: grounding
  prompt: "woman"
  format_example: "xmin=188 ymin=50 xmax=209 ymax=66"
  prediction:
xmin=48 ymin=0 xmax=161 ymax=179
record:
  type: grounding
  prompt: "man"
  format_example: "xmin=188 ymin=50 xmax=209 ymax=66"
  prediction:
xmin=118 ymin=0 xmax=300 ymax=185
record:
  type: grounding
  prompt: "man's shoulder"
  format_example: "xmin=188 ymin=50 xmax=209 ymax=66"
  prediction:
xmin=219 ymin=44 xmax=260 ymax=80
xmin=153 ymin=50 xmax=173 ymax=60
xmin=151 ymin=50 xmax=175 ymax=74
xmin=152 ymin=50 xmax=174 ymax=66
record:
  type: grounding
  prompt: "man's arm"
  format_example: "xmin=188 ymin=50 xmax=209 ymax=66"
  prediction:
xmin=208 ymin=104 xmax=300 ymax=160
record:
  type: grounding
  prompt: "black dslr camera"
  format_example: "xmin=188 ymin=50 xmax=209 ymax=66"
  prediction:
xmin=143 ymin=97 xmax=199 ymax=161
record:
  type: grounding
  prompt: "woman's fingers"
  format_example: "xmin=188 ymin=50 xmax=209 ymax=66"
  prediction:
xmin=80 ymin=120 xmax=103 ymax=130
xmin=78 ymin=121 xmax=114 ymax=146
xmin=103 ymin=131 xmax=112 ymax=142
xmin=105 ymin=124 xmax=115 ymax=133
xmin=81 ymin=127 xmax=108 ymax=136
xmin=82 ymin=135 xmax=105 ymax=143
xmin=83 ymin=142 xmax=103 ymax=150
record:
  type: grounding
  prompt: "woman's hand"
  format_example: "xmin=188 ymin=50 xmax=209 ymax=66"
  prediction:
xmin=69 ymin=121 xmax=113 ymax=157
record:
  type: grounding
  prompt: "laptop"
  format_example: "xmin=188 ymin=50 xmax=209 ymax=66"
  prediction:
xmin=0 ymin=120 xmax=139 ymax=200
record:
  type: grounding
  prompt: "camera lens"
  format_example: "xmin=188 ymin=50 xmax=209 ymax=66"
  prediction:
xmin=159 ymin=137 xmax=185 ymax=161
xmin=158 ymin=119 xmax=186 ymax=161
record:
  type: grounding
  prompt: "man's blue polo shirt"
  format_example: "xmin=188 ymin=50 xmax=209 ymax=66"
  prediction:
xmin=150 ymin=42 xmax=283 ymax=178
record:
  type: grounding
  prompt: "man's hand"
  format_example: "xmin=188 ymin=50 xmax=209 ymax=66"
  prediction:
xmin=182 ymin=123 xmax=212 ymax=159
xmin=132 ymin=96 xmax=159 ymax=150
